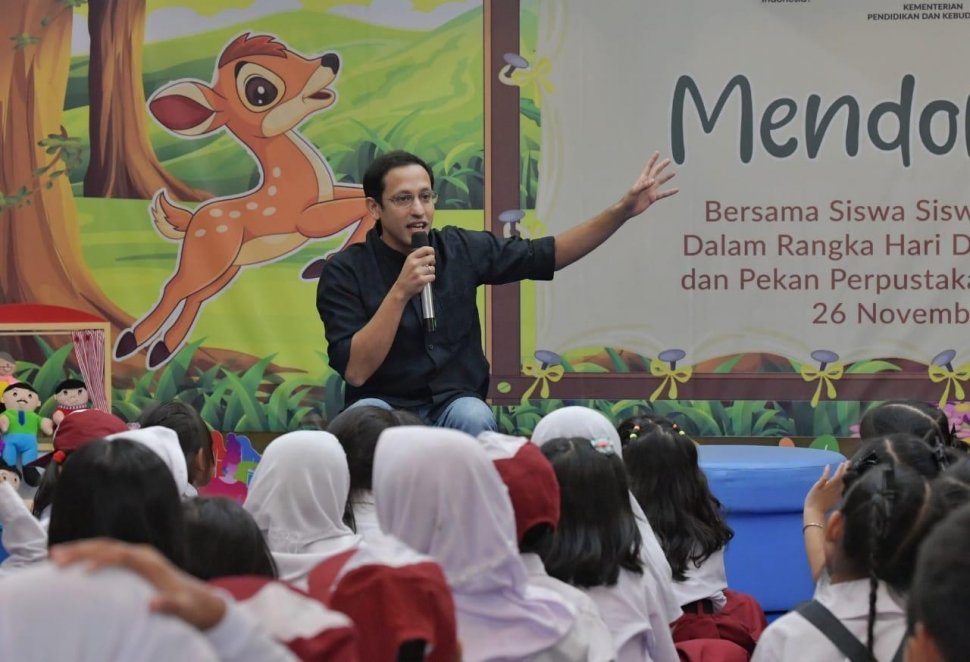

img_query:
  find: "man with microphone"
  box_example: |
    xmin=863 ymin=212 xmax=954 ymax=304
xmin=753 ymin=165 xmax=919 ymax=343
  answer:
xmin=317 ymin=150 xmax=677 ymax=435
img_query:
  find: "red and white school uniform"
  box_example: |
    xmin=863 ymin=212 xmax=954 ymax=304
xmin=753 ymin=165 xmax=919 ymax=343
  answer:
xmin=586 ymin=566 xmax=679 ymax=662
xmin=531 ymin=406 xmax=684 ymax=625
xmin=752 ymin=575 xmax=906 ymax=662
xmin=244 ymin=431 xmax=361 ymax=589
xmin=521 ymin=552 xmax=619 ymax=662
xmin=212 ymin=575 xmax=359 ymax=662
xmin=671 ymin=548 xmax=767 ymax=655
xmin=374 ymin=427 xmax=588 ymax=662
xmin=308 ymin=531 xmax=458 ymax=662
xmin=480 ymin=431 xmax=617 ymax=662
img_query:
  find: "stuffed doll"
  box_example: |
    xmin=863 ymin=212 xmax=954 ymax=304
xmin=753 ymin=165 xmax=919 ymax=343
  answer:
xmin=0 ymin=384 xmax=53 ymax=484
xmin=0 ymin=459 xmax=21 ymax=492
xmin=0 ymin=352 xmax=18 ymax=398
xmin=52 ymin=378 xmax=90 ymax=428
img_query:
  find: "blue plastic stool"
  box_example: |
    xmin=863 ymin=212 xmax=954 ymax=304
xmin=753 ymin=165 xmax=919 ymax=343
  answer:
xmin=698 ymin=445 xmax=846 ymax=617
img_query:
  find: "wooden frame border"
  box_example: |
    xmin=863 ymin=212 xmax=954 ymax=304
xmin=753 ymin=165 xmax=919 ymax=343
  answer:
xmin=483 ymin=0 xmax=945 ymax=406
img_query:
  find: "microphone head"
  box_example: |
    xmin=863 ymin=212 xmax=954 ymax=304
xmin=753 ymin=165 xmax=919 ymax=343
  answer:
xmin=410 ymin=231 xmax=430 ymax=250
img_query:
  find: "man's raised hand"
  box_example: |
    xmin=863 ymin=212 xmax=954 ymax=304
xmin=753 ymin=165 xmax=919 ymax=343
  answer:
xmin=619 ymin=151 xmax=679 ymax=219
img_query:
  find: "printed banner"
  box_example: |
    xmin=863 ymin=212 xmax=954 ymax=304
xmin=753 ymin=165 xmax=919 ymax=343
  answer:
xmin=535 ymin=0 xmax=970 ymax=368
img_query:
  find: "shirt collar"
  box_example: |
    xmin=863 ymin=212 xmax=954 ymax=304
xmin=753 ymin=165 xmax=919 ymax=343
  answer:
xmin=369 ymin=228 xmax=407 ymax=262
xmin=815 ymin=576 xmax=906 ymax=620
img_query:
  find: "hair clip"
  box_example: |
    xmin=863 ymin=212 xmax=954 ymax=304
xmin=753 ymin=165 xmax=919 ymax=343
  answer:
xmin=52 ymin=450 xmax=67 ymax=465
xmin=628 ymin=424 xmax=641 ymax=440
xmin=590 ymin=438 xmax=614 ymax=455
xmin=856 ymin=451 xmax=881 ymax=471
xmin=933 ymin=439 xmax=950 ymax=469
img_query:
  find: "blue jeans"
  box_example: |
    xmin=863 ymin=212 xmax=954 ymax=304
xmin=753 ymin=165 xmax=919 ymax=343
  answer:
xmin=346 ymin=396 xmax=498 ymax=437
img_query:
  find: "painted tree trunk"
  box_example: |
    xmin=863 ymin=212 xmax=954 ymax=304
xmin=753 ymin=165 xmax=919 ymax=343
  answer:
xmin=83 ymin=0 xmax=209 ymax=201
xmin=0 ymin=0 xmax=133 ymax=342
xmin=0 ymin=2 xmax=264 ymax=377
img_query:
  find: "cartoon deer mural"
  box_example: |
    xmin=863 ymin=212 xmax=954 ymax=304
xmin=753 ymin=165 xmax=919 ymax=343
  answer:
xmin=114 ymin=33 xmax=372 ymax=369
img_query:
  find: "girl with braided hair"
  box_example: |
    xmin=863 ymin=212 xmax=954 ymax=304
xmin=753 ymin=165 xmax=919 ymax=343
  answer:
xmin=754 ymin=464 xmax=945 ymax=662
xmin=859 ymin=400 xmax=965 ymax=464
xmin=803 ymin=433 xmax=945 ymax=583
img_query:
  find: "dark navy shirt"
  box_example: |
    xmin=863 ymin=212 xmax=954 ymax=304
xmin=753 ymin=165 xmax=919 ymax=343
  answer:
xmin=317 ymin=227 xmax=556 ymax=415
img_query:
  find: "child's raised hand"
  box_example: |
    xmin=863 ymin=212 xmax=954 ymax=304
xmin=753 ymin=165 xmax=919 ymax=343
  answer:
xmin=804 ymin=461 xmax=849 ymax=523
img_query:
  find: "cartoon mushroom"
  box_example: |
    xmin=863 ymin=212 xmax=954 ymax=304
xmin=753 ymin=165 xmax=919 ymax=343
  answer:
xmin=499 ymin=52 xmax=530 ymax=85
xmin=497 ymin=209 xmax=525 ymax=238
xmin=650 ymin=349 xmax=692 ymax=401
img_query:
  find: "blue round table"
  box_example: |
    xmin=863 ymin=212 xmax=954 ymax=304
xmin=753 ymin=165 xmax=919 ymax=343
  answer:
xmin=698 ymin=445 xmax=846 ymax=617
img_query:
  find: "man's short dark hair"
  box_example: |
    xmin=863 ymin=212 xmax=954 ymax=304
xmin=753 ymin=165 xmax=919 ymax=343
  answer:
xmin=362 ymin=151 xmax=435 ymax=204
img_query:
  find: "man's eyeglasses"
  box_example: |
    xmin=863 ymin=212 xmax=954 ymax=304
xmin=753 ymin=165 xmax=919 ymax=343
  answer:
xmin=387 ymin=191 xmax=438 ymax=209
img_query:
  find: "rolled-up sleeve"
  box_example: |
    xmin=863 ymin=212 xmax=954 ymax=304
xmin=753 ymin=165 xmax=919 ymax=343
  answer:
xmin=458 ymin=230 xmax=556 ymax=285
xmin=316 ymin=258 xmax=366 ymax=378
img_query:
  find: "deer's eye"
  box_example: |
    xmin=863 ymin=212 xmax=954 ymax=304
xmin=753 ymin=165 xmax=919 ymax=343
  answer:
xmin=235 ymin=62 xmax=286 ymax=113
xmin=245 ymin=77 xmax=277 ymax=107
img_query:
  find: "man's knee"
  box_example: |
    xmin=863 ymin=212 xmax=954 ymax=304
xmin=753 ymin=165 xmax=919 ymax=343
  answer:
xmin=344 ymin=398 xmax=393 ymax=413
xmin=437 ymin=398 xmax=497 ymax=436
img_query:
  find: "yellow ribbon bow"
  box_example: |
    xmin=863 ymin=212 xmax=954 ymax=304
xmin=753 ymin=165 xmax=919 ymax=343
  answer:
xmin=649 ymin=360 xmax=693 ymax=401
xmin=799 ymin=362 xmax=844 ymax=408
xmin=928 ymin=363 xmax=970 ymax=408
xmin=509 ymin=57 xmax=555 ymax=108
xmin=521 ymin=361 xmax=565 ymax=401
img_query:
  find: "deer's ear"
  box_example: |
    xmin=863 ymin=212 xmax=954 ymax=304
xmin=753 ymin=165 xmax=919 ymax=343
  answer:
xmin=149 ymin=81 xmax=226 ymax=136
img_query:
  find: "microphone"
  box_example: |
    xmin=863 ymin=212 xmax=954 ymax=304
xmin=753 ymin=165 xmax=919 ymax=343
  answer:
xmin=410 ymin=231 xmax=436 ymax=334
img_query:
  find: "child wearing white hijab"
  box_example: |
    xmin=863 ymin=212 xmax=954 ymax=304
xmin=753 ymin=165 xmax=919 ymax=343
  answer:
xmin=531 ymin=406 xmax=682 ymax=625
xmin=374 ymin=426 xmax=589 ymax=662
xmin=244 ymin=431 xmax=361 ymax=589
xmin=106 ymin=426 xmax=192 ymax=498
xmin=480 ymin=431 xmax=617 ymax=662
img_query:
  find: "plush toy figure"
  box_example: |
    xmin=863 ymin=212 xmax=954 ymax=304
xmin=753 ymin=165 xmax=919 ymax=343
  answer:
xmin=0 ymin=384 xmax=53 ymax=481
xmin=0 ymin=352 xmax=18 ymax=398
xmin=52 ymin=378 xmax=90 ymax=428
xmin=0 ymin=459 xmax=21 ymax=491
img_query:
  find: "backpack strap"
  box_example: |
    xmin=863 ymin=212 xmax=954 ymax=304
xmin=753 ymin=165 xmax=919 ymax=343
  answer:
xmin=795 ymin=600 xmax=871 ymax=662
xmin=891 ymin=631 xmax=908 ymax=662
